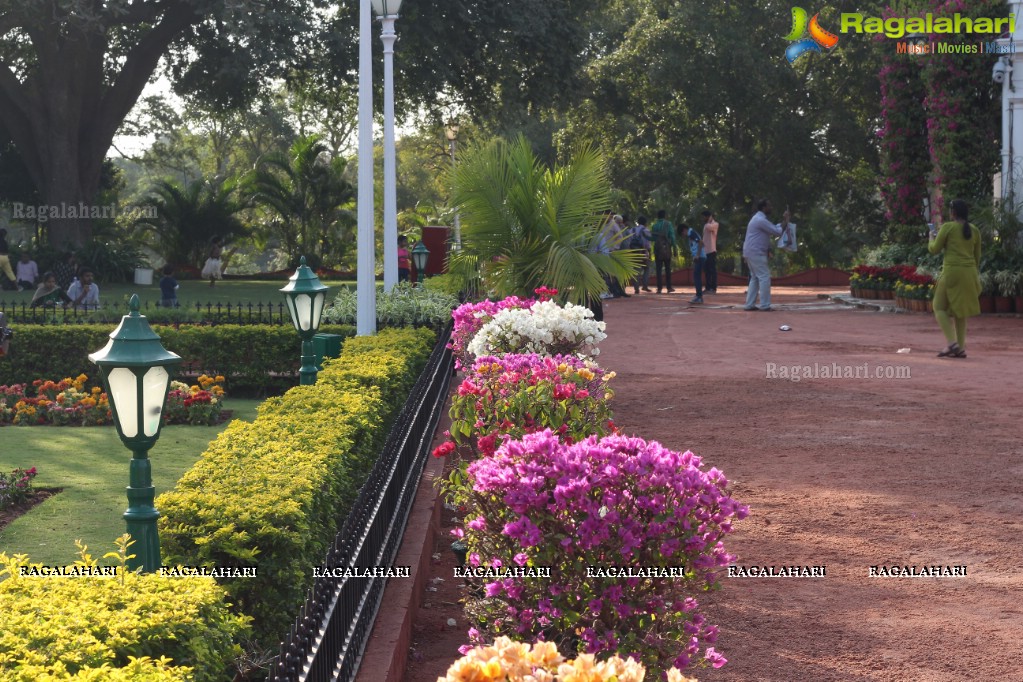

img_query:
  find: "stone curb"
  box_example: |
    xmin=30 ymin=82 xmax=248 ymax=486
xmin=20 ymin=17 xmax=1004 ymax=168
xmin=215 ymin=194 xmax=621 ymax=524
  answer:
xmin=827 ymin=294 xmax=901 ymax=312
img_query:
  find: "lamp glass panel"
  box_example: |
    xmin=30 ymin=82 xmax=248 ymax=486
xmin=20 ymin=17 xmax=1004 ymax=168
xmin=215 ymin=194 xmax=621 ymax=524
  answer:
xmin=296 ymin=293 xmax=312 ymax=331
xmin=108 ymin=367 xmax=138 ymax=438
xmin=142 ymin=366 xmax=170 ymax=437
xmin=311 ymin=292 xmax=325 ymax=331
xmin=285 ymin=295 xmax=300 ymax=331
xmin=413 ymin=250 xmax=428 ymax=272
xmin=371 ymin=0 xmax=402 ymax=15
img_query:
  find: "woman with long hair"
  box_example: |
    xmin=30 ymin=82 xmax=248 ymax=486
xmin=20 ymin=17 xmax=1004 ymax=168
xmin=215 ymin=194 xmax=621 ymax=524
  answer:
xmin=928 ymin=198 xmax=981 ymax=357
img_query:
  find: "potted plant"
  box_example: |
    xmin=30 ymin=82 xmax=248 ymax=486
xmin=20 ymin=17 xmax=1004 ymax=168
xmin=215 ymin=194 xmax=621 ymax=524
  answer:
xmin=994 ymin=270 xmax=1020 ymax=314
xmin=978 ymin=272 xmax=997 ymax=314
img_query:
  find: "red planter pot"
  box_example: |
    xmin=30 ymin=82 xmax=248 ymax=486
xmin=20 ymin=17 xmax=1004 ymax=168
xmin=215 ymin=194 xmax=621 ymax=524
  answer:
xmin=994 ymin=296 xmax=1015 ymax=314
xmin=979 ymin=295 xmax=996 ymax=314
xmin=1014 ymin=295 xmax=1023 ymax=313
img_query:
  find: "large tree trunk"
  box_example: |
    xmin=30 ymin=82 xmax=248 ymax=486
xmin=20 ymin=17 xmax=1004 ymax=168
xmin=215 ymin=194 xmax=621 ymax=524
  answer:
xmin=0 ymin=4 xmax=198 ymax=249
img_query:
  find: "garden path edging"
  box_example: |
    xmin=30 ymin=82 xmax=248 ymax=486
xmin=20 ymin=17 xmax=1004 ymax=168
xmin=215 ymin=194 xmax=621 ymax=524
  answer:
xmin=353 ymin=408 xmax=451 ymax=682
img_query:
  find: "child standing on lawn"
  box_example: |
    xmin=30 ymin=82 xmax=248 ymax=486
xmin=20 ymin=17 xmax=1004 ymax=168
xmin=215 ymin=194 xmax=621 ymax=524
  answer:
xmin=160 ymin=264 xmax=179 ymax=308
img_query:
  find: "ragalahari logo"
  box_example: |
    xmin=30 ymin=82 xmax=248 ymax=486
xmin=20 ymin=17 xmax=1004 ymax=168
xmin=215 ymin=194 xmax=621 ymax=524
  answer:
xmin=785 ymin=7 xmax=839 ymax=63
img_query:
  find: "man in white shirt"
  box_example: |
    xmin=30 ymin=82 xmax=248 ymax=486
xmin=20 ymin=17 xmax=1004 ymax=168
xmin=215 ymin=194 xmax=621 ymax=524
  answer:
xmin=67 ymin=268 xmax=100 ymax=310
xmin=742 ymin=199 xmax=789 ymax=311
xmin=16 ymin=253 xmax=39 ymax=291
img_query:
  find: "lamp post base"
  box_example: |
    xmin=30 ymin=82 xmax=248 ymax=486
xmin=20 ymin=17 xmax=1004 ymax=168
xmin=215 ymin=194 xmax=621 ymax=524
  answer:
xmin=124 ymin=453 xmax=161 ymax=573
xmin=299 ymin=338 xmax=318 ymax=385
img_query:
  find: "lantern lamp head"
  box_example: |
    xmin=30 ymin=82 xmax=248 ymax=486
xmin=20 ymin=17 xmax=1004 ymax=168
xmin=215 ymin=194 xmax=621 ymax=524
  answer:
xmin=411 ymin=241 xmax=430 ymax=274
xmin=88 ymin=295 xmax=181 ymax=450
xmin=280 ymin=256 xmax=329 ymax=340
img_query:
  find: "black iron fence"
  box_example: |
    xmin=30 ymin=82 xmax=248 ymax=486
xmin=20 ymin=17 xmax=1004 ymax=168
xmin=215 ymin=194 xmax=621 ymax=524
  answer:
xmin=269 ymin=322 xmax=454 ymax=682
xmin=0 ymin=300 xmax=292 ymax=325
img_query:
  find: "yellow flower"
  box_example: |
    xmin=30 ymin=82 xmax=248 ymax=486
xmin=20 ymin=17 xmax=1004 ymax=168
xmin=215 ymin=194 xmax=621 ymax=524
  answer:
xmin=666 ymin=670 xmax=699 ymax=682
xmin=578 ymin=368 xmax=594 ymax=381
xmin=214 ymin=375 xmax=225 ymax=383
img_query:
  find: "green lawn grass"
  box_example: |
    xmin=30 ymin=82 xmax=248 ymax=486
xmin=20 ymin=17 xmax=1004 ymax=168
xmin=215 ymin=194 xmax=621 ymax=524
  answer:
xmin=0 ymin=399 xmax=261 ymax=566
xmin=2 ymin=278 xmax=373 ymax=311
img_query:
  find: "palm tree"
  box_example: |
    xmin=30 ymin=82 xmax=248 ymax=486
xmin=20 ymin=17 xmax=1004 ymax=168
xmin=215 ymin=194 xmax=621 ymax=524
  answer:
xmin=245 ymin=134 xmax=355 ymax=269
xmin=447 ymin=136 xmax=638 ymax=304
xmin=136 ymin=177 xmax=248 ymax=268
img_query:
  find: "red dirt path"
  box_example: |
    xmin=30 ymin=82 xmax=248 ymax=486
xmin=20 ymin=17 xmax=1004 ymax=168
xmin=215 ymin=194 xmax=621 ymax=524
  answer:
xmin=404 ymin=286 xmax=1023 ymax=682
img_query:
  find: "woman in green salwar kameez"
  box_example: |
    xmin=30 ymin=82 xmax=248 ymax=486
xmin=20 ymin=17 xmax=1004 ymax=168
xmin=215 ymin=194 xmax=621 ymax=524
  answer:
xmin=928 ymin=198 xmax=981 ymax=358
xmin=29 ymin=272 xmax=72 ymax=309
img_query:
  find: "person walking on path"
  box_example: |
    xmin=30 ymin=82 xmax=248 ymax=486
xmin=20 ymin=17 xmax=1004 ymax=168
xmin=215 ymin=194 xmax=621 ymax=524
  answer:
xmin=628 ymin=216 xmax=653 ymax=294
xmin=742 ymin=199 xmax=788 ymax=311
xmin=702 ymin=210 xmax=719 ymax=293
xmin=650 ymin=210 xmax=677 ymax=293
xmin=606 ymin=215 xmax=630 ymax=298
xmin=686 ymin=224 xmax=705 ymax=303
xmin=929 ymin=198 xmax=981 ymax=358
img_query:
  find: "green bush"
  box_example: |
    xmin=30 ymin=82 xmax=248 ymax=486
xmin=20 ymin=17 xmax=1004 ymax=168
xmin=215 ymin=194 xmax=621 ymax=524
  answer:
xmin=156 ymin=326 xmax=436 ymax=653
xmin=0 ymin=324 xmax=356 ymax=393
xmin=75 ymin=240 xmax=150 ymax=283
xmin=0 ymin=551 xmax=249 ymax=681
xmin=322 ymin=281 xmax=457 ymax=329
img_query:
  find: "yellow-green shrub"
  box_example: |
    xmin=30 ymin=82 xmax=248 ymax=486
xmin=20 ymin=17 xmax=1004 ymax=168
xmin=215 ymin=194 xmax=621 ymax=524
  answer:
xmin=0 ymin=554 xmax=249 ymax=682
xmin=157 ymin=326 xmax=436 ymax=649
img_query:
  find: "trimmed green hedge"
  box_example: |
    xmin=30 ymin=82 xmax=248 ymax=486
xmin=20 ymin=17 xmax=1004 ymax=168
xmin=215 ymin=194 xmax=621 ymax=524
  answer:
xmin=0 ymin=323 xmax=356 ymax=392
xmin=0 ymin=555 xmax=249 ymax=681
xmin=156 ymin=326 xmax=436 ymax=650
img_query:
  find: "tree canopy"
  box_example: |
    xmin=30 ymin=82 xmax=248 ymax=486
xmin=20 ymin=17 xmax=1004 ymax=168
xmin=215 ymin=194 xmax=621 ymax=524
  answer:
xmin=0 ymin=0 xmax=322 ymax=247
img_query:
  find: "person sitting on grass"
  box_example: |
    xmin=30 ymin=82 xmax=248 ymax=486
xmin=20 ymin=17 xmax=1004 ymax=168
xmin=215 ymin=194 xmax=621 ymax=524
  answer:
xmin=67 ymin=268 xmax=100 ymax=310
xmin=30 ymin=272 xmax=72 ymax=308
xmin=15 ymin=252 xmax=39 ymax=292
xmin=159 ymin=264 xmax=180 ymax=308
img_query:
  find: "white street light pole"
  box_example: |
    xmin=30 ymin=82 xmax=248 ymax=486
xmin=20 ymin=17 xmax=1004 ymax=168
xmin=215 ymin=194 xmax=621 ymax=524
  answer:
xmin=373 ymin=0 xmax=403 ymax=291
xmin=446 ymin=122 xmax=460 ymax=251
xmin=357 ymin=0 xmax=377 ymax=335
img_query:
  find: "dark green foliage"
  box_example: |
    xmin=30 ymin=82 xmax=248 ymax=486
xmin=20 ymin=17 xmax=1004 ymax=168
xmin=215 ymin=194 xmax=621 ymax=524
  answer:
xmin=74 ymin=241 xmax=150 ymax=283
xmin=0 ymin=324 xmax=356 ymax=393
xmin=135 ymin=178 xmax=250 ymax=269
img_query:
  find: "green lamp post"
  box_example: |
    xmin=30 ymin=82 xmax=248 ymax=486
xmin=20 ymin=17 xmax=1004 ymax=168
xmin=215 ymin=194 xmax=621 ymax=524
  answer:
xmin=89 ymin=295 xmax=181 ymax=573
xmin=411 ymin=241 xmax=430 ymax=286
xmin=280 ymin=256 xmax=329 ymax=385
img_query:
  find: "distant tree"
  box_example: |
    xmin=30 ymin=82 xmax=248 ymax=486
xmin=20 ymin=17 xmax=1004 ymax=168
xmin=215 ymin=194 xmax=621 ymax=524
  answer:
xmin=246 ymin=135 xmax=356 ymax=269
xmin=135 ymin=177 xmax=249 ymax=268
xmin=448 ymin=136 xmax=637 ymax=304
xmin=0 ymin=0 xmax=320 ymax=248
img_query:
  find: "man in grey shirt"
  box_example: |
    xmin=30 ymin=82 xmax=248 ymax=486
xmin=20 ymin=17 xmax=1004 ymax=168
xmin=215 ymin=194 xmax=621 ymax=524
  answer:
xmin=742 ymin=199 xmax=790 ymax=311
